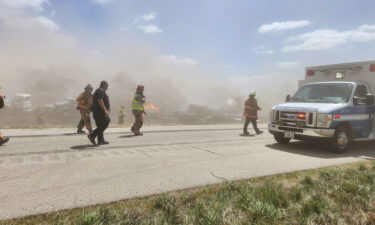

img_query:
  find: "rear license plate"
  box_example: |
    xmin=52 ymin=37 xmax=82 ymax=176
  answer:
xmin=284 ymin=131 xmax=295 ymax=138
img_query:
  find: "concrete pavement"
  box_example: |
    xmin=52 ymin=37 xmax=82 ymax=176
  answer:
xmin=0 ymin=124 xmax=374 ymax=220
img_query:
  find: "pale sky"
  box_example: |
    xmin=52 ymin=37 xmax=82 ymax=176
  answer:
xmin=2 ymin=0 xmax=375 ymax=75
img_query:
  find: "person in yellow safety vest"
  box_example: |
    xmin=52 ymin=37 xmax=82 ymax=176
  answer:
xmin=243 ymin=90 xmax=263 ymax=135
xmin=76 ymin=84 xmax=93 ymax=134
xmin=0 ymin=91 xmax=9 ymax=146
xmin=131 ymin=85 xmax=146 ymax=136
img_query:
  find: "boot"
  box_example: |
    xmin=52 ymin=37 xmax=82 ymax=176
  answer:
xmin=98 ymin=140 xmax=109 ymax=145
xmin=0 ymin=137 xmax=10 ymax=146
xmin=87 ymin=134 xmax=96 ymax=145
xmin=77 ymin=129 xmax=85 ymax=134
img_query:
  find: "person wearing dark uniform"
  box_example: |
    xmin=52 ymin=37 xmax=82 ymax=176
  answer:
xmin=76 ymin=84 xmax=93 ymax=133
xmin=0 ymin=91 xmax=9 ymax=146
xmin=88 ymin=81 xmax=110 ymax=145
xmin=131 ymin=85 xmax=146 ymax=136
xmin=243 ymin=91 xmax=263 ymax=135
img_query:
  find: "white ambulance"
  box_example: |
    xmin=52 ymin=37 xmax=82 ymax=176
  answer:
xmin=268 ymin=60 xmax=375 ymax=153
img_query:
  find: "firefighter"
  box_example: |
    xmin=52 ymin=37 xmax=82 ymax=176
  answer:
xmin=243 ymin=91 xmax=263 ymax=135
xmin=118 ymin=106 xmax=125 ymax=125
xmin=76 ymin=84 xmax=93 ymax=134
xmin=0 ymin=91 xmax=10 ymax=146
xmin=131 ymin=85 xmax=146 ymax=136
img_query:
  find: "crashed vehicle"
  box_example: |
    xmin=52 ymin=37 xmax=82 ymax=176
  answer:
xmin=269 ymin=60 xmax=375 ymax=153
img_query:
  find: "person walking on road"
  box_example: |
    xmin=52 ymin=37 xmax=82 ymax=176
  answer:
xmin=88 ymin=81 xmax=110 ymax=145
xmin=0 ymin=91 xmax=9 ymax=146
xmin=76 ymin=84 xmax=93 ymax=134
xmin=118 ymin=106 xmax=125 ymax=125
xmin=131 ymin=85 xmax=146 ymax=136
xmin=243 ymin=91 xmax=263 ymax=135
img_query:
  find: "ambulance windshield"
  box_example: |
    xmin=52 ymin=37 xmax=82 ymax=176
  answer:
xmin=291 ymin=83 xmax=353 ymax=103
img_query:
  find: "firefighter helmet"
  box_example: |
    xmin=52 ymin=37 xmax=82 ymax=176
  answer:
xmin=84 ymin=84 xmax=93 ymax=90
xmin=249 ymin=90 xmax=256 ymax=96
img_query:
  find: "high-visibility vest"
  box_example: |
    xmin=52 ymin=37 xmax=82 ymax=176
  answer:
xmin=132 ymin=93 xmax=145 ymax=111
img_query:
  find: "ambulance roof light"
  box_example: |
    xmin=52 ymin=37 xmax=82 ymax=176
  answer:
xmin=336 ymin=72 xmax=345 ymax=79
xmin=307 ymin=70 xmax=315 ymax=76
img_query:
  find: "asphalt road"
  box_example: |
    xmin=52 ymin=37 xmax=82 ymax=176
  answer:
xmin=1 ymin=124 xmax=375 ymax=220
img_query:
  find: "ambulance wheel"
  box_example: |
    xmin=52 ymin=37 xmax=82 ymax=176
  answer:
xmin=274 ymin=134 xmax=291 ymax=144
xmin=331 ymin=127 xmax=351 ymax=153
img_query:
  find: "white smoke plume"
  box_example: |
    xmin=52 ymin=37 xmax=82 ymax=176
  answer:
xmin=0 ymin=1 xmax=300 ymax=120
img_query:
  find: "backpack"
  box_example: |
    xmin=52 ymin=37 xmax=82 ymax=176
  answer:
xmin=0 ymin=95 xmax=4 ymax=109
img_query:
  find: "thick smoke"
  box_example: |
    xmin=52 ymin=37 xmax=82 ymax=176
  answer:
xmin=0 ymin=28 xmax=245 ymax=114
xmin=0 ymin=1 xmax=302 ymax=123
xmin=0 ymin=39 xmax=300 ymax=118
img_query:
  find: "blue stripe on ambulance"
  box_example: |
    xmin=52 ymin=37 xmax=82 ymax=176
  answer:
xmin=330 ymin=106 xmax=375 ymax=139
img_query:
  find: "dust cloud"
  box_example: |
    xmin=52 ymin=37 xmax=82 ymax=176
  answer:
xmin=0 ymin=5 xmax=301 ymax=126
xmin=0 ymin=36 xmax=300 ymax=111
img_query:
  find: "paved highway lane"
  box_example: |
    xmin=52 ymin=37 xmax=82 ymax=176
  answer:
xmin=0 ymin=124 xmax=374 ymax=220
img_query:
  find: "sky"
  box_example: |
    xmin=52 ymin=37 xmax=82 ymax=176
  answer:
xmin=1 ymin=0 xmax=375 ymax=109
xmin=45 ymin=0 xmax=375 ymax=73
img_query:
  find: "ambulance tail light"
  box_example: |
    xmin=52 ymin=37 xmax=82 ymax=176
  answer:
xmin=370 ymin=64 xmax=375 ymax=72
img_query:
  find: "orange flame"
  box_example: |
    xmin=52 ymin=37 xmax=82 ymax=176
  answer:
xmin=144 ymin=103 xmax=160 ymax=112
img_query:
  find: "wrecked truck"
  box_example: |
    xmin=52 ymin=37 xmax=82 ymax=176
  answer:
xmin=269 ymin=60 xmax=375 ymax=153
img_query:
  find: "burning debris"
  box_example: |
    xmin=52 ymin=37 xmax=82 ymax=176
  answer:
xmin=0 ymin=89 xmax=244 ymax=127
xmin=144 ymin=103 xmax=160 ymax=114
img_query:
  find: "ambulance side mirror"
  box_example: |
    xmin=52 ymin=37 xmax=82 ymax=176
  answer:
xmin=286 ymin=95 xmax=291 ymax=102
xmin=366 ymin=94 xmax=374 ymax=105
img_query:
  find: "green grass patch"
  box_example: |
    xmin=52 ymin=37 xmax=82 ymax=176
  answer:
xmin=2 ymin=161 xmax=375 ymax=225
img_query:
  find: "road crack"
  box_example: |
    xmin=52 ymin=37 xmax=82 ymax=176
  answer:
xmin=210 ymin=172 xmax=228 ymax=181
xmin=189 ymin=145 xmax=224 ymax=156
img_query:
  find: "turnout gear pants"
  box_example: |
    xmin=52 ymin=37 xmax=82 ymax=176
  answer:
xmin=90 ymin=112 xmax=110 ymax=143
xmin=77 ymin=110 xmax=92 ymax=132
xmin=243 ymin=117 xmax=261 ymax=134
xmin=131 ymin=110 xmax=144 ymax=133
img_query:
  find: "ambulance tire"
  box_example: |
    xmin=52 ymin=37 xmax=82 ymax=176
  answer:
xmin=274 ymin=134 xmax=291 ymax=144
xmin=331 ymin=126 xmax=351 ymax=154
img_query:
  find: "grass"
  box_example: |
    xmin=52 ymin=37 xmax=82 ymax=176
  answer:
xmin=2 ymin=161 xmax=375 ymax=225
